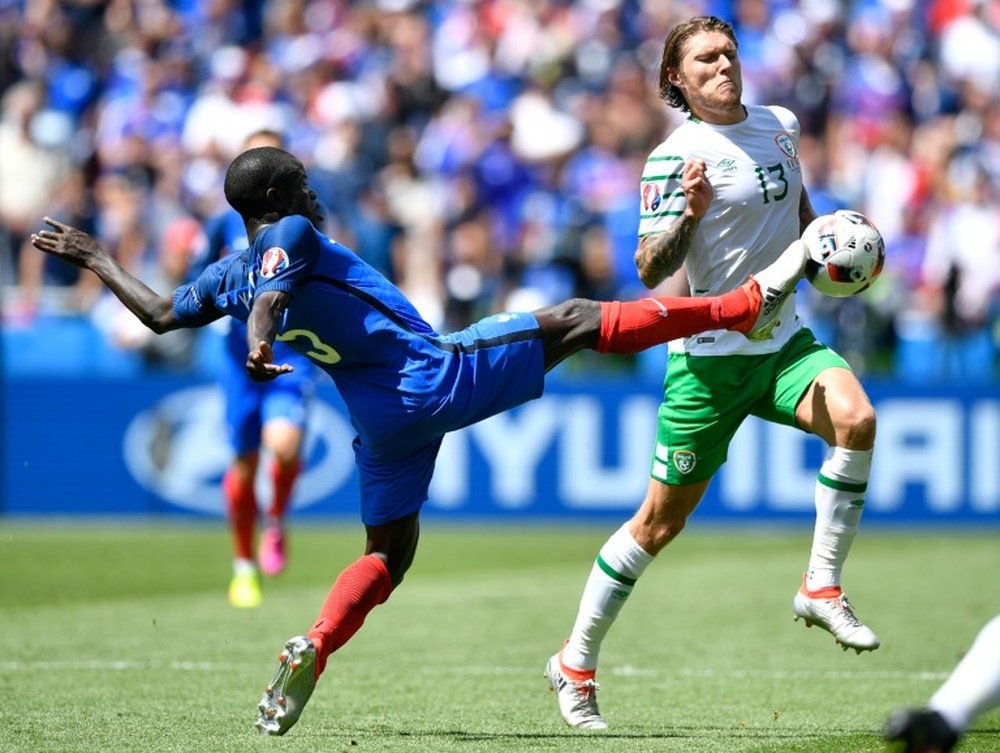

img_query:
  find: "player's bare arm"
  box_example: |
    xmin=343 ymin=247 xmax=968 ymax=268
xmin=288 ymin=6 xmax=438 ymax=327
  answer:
xmin=634 ymin=159 xmax=712 ymax=288
xmin=30 ymin=217 xmax=178 ymax=333
xmin=798 ymin=186 xmax=818 ymax=234
xmin=246 ymin=289 xmax=295 ymax=382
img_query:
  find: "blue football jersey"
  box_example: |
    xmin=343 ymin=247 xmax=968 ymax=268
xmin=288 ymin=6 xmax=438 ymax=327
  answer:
xmin=191 ymin=209 xmax=314 ymax=381
xmin=175 ymin=214 xmax=545 ymax=522
xmin=174 ymin=215 xmax=543 ymax=452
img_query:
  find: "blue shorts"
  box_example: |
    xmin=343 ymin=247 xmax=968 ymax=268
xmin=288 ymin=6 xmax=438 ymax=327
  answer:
xmin=354 ymin=311 xmax=545 ymax=526
xmin=222 ymin=327 xmax=314 ymax=456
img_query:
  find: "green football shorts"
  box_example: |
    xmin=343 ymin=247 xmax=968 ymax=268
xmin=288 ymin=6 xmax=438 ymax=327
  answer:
xmin=651 ymin=327 xmax=851 ymax=486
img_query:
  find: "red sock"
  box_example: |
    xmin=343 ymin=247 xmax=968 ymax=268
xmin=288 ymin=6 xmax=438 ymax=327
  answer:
xmin=595 ymin=283 xmax=757 ymax=354
xmin=268 ymin=458 xmax=300 ymax=520
xmin=223 ymin=466 xmax=257 ymax=561
xmin=307 ymin=555 xmax=393 ymax=677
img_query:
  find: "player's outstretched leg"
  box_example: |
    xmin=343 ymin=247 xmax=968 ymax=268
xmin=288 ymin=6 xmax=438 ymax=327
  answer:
xmin=792 ymin=575 xmax=880 ymax=653
xmin=544 ymin=651 xmax=608 ymax=730
xmin=883 ymin=708 xmax=959 ymax=753
xmin=256 ymin=636 xmax=318 ymax=736
xmin=743 ymin=239 xmax=808 ymax=341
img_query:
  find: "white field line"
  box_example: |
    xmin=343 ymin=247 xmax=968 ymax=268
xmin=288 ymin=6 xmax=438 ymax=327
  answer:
xmin=0 ymin=660 xmax=950 ymax=682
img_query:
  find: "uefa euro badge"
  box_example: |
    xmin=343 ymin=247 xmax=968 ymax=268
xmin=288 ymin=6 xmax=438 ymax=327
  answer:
xmin=673 ymin=450 xmax=696 ymax=475
xmin=260 ymin=246 xmax=290 ymax=278
xmin=642 ymin=182 xmax=661 ymax=212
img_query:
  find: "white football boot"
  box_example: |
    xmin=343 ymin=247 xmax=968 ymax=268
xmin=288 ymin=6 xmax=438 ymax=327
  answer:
xmin=792 ymin=577 xmax=880 ymax=653
xmin=745 ymin=239 xmax=809 ymax=341
xmin=256 ymin=636 xmax=318 ymax=735
xmin=544 ymin=653 xmax=608 ymax=730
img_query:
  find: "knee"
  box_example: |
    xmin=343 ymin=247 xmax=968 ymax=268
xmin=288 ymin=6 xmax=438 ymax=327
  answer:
xmin=545 ymin=298 xmax=598 ymax=329
xmin=837 ymin=401 xmax=877 ymax=448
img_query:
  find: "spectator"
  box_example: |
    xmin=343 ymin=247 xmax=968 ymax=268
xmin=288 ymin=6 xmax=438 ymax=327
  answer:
xmin=1 ymin=0 xmax=997 ymax=382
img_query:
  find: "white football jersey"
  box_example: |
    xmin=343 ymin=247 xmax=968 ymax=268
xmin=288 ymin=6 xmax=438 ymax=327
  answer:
xmin=638 ymin=105 xmax=805 ymax=355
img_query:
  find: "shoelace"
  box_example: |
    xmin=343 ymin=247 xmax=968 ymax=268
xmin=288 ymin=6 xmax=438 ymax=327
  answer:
xmin=572 ymin=678 xmax=600 ymax=700
xmin=830 ymin=595 xmax=863 ymax=628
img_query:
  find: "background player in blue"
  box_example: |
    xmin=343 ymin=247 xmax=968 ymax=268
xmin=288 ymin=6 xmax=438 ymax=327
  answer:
xmin=191 ymin=129 xmax=318 ymax=608
xmin=31 ymin=146 xmax=808 ymax=736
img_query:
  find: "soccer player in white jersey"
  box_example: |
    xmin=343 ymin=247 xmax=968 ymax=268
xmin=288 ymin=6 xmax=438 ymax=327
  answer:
xmin=545 ymin=15 xmax=881 ymax=730
xmin=884 ymin=613 xmax=1000 ymax=753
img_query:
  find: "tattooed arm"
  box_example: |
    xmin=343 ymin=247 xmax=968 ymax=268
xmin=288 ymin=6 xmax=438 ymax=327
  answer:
xmin=634 ymin=158 xmax=712 ymax=289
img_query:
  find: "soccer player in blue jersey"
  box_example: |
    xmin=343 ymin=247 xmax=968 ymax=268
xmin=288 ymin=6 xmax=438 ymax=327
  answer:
xmin=31 ymin=145 xmax=807 ymax=736
xmin=193 ymin=130 xmax=317 ymax=608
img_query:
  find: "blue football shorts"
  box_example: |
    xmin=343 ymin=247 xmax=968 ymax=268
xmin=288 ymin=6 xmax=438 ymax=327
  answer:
xmin=222 ymin=340 xmax=313 ymax=456
xmin=354 ymin=311 xmax=545 ymax=526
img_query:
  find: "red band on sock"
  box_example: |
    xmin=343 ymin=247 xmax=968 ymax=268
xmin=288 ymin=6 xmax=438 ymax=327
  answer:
xmin=559 ymin=654 xmax=596 ymax=682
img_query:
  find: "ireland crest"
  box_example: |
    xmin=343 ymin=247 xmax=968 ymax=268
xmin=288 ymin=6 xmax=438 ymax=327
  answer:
xmin=774 ymin=133 xmax=797 ymax=159
xmin=673 ymin=450 xmax=697 ymax=475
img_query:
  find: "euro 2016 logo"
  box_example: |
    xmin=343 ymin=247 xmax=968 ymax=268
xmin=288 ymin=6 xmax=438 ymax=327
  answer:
xmin=260 ymin=247 xmax=290 ymax=278
xmin=642 ymin=182 xmax=662 ymax=212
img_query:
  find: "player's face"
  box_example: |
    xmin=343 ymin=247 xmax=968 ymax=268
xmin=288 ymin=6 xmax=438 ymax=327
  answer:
xmin=672 ymin=31 xmax=743 ymax=124
xmin=286 ymin=164 xmax=325 ymax=228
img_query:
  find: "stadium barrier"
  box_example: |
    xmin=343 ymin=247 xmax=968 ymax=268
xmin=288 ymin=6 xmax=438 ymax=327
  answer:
xmin=2 ymin=378 xmax=1000 ymax=525
xmin=3 ymin=376 xmax=998 ymax=524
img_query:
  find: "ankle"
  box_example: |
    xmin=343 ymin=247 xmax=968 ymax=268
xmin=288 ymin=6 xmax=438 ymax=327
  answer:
xmin=559 ymin=654 xmax=596 ymax=682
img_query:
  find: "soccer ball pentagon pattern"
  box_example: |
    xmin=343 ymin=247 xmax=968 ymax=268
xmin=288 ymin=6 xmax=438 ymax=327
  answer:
xmin=802 ymin=210 xmax=885 ymax=298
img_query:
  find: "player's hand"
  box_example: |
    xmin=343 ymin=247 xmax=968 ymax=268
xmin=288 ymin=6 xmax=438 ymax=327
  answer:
xmin=681 ymin=159 xmax=713 ymax=219
xmin=246 ymin=341 xmax=294 ymax=382
xmin=30 ymin=217 xmax=105 ymax=269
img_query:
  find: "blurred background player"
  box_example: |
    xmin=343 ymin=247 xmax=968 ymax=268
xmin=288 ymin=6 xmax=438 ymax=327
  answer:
xmin=189 ymin=130 xmax=317 ymax=608
xmin=884 ymin=613 xmax=1000 ymax=753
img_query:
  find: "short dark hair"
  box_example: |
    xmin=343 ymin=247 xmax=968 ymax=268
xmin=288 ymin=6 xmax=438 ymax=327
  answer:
xmin=658 ymin=16 xmax=738 ymax=112
xmin=223 ymin=146 xmax=300 ymax=220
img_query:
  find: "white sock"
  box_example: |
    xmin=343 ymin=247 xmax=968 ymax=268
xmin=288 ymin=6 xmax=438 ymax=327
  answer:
xmin=233 ymin=558 xmax=256 ymax=575
xmin=562 ymin=524 xmax=654 ymax=672
xmin=930 ymin=614 xmax=1000 ymax=734
xmin=806 ymin=447 xmax=872 ymax=591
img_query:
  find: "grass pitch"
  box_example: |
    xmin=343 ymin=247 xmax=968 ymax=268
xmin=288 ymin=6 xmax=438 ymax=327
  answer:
xmin=0 ymin=521 xmax=997 ymax=753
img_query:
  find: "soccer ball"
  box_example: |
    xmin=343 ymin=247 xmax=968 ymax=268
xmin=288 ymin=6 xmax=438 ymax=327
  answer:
xmin=802 ymin=210 xmax=885 ymax=297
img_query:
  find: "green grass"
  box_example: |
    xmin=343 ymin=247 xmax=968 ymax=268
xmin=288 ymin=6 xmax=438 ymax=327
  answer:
xmin=0 ymin=522 xmax=998 ymax=752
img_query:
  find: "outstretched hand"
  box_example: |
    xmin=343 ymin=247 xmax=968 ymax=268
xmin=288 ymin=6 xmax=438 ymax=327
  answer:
xmin=246 ymin=340 xmax=294 ymax=382
xmin=30 ymin=217 xmax=104 ymax=268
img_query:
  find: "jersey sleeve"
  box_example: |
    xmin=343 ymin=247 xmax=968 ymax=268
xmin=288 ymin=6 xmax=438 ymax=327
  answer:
xmin=253 ymin=216 xmax=320 ymax=300
xmin=767 ymin=105 xmax=801 ymax=144
xmin=638 ymin=138 xmax=689 ymax=238
xmin=172 ymin=257 xmax=228 ymax=327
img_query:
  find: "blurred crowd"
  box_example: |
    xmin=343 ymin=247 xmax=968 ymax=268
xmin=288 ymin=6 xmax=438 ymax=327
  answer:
xmin=1 ymin=0 xmax=998 ymax=382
